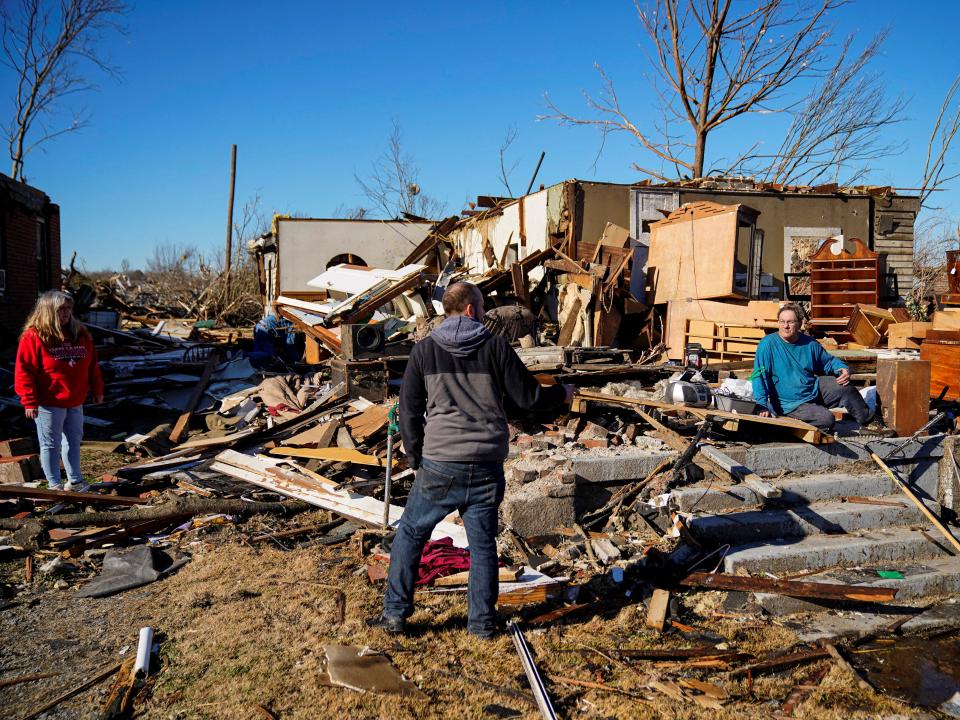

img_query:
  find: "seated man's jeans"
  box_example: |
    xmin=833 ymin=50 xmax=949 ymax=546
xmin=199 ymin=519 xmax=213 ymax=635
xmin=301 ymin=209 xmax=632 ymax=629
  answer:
xmin=786 ymin=376 xmax=872 ymax=431
xmin=383 ymin=458 xmax=505 ymax=635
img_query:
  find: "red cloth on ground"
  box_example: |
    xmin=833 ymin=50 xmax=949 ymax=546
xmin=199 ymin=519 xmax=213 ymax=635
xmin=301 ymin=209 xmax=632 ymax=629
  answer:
xmin=415 ymin=537 xmax=471 ymax=585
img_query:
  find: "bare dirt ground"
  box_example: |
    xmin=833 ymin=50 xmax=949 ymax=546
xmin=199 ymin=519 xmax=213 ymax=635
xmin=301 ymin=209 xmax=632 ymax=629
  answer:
xmin=0 ymin=450 xmax=936 ymax=719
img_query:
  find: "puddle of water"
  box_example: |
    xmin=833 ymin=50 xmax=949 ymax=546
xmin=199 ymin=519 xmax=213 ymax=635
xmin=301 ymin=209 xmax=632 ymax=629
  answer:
xmin=853 ymin=634 xmax=960 ymax=710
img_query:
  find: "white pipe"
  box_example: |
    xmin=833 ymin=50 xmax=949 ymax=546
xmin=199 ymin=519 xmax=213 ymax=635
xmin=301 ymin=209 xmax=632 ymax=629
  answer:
xmin=134 ymin=626 xmax=154 ymax=677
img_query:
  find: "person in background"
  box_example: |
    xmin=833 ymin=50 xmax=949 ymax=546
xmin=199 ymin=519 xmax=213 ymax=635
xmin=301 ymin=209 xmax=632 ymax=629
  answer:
xmin=752 ymin=302 xmax=870 ymax=432
xmin=14 ymin=290 xmax=104 ymax=492
xmin=368 ymin=281 xmax=573 ymax=638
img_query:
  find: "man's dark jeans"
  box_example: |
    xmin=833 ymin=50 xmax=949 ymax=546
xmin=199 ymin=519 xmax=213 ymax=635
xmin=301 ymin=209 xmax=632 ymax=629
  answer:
xmin=383 ymin=458 xmax=505 ymax=636
xmin=786 ymin=376 xmax=872 ymax=431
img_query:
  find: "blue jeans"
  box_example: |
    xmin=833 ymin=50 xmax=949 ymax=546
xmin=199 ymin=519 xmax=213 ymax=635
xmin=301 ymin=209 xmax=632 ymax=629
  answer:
xmin=383 ymin=458 xmax=505 ymax=635
xmin=35 ymin=406 xmax=84 ymax=487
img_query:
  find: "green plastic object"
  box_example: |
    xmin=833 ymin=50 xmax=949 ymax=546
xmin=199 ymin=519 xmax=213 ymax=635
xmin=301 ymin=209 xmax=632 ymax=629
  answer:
xmin=388 ymin=403 xmax=399 ymax=434
xmin=876 ymin=570 xmax=904 ymax=579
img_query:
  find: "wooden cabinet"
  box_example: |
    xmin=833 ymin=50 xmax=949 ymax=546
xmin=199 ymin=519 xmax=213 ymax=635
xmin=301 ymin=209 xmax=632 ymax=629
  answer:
xmin=808 ymin=238 xmax=879 ymax=342
xmin=877 ymin=359 xmax=930 ymax=436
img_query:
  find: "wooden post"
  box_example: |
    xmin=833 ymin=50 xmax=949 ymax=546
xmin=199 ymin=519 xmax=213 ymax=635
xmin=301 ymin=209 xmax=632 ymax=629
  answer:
xmin=225 ymin=144 xmax=237 ymax=301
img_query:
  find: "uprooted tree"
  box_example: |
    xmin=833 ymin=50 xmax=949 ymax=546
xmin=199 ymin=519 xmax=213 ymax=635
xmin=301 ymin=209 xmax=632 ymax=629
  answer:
xmin=1 ymin=0 xmax=128 ymax=182
xmin=544 ymin=0 xmax=904 ymax=184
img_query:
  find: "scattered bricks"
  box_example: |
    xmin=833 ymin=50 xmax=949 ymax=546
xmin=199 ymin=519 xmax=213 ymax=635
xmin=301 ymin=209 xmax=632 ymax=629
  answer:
xmin=0 ymin=438 xmax=34 ymax=457
xmin=591 ymin=538 xmax=621 ymax=565
xmin=515 ymin=435 xmax=550 ymax=450
xmin=547 ymin=484 xmax=576 ymax=498
xmin=512 ymin=466 xmax=539 ymax=484
xmin=560 ymin=471 xmax=578 ymax=485
xmin=623 ymin=424 xmax=638 ymax=443
xmin=544 ymin=430 xmax=565 ymax=441
xmin=578 ymin=421 xmax=609 ymax=440
xmin=581 ymin=438 xmax=609 ymax=449
xmin=0 ymin=455 xmax=42 ymax=484
xmin=515 ymin=435 xmax=536 ymax=449
xmin=565 ymin=417 xmax=584 ymax=435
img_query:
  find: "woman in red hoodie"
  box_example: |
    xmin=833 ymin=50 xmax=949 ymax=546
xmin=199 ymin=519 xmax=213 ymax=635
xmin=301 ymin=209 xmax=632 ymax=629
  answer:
xmin=15 ymin=290 xmax=104 ymax=492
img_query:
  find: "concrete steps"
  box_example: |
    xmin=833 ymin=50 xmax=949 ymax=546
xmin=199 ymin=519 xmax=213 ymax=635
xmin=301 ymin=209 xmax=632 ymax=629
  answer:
xmin=689 ymin=498 xmax=922 ymax=545
xmin=674 ymin=471 xmax=894 ymax=513
xmin=721 ymin=527 xmax=953 ymax=575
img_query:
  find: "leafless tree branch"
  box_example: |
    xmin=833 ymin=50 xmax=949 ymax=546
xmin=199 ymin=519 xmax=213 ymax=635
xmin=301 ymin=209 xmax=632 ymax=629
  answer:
xmin=497 ymin=124 xmax=519 ymax=196
xmin=919 ymin=74 xmax=960 ymax=209
xmin=1 ymin=0 xmax=127 ymax=181
xmin=354 ymin=118 xmax=446 ymax=220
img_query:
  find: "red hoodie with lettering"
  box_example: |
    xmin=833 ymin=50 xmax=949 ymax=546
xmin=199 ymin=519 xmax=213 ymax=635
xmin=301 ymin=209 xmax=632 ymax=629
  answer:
xmin=14 ymin=328 xmax=104 ymax=409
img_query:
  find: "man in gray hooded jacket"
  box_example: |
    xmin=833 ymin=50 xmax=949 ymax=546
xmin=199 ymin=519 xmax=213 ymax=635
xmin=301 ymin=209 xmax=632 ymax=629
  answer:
xmin=369 ymin=281 xmax=571 ymax=638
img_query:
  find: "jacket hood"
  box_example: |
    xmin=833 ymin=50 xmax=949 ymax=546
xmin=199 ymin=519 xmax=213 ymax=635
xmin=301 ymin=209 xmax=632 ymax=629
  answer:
xmin=431 ymin=316 xmax=491 ymax=357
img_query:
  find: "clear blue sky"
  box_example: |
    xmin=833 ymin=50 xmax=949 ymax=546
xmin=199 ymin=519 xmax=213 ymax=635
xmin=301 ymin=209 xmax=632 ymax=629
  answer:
xmin=6 ymin=0 xmax=960 ymax=270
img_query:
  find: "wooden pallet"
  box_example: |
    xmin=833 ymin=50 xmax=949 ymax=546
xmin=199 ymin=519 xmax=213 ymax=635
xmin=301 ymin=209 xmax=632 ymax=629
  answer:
xmin=683 ymin=319 xmax=775 ymax=364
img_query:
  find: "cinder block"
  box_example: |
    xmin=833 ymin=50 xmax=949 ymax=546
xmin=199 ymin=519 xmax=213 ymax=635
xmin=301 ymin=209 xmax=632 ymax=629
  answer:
xmin=0 ymin=437 xmax=34 ymax=457
xmin=0 ymin=454 xmax=42 ymax=484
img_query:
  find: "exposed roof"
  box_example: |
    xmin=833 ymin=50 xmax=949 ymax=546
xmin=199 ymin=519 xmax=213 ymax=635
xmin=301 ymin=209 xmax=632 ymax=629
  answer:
xmin=650 ymin=201 xmax=757 ymax=228
xmin=0 ymin=172 xmax=51 ymax=213
xmin=634 ymin=176 xmax=913 ymax=199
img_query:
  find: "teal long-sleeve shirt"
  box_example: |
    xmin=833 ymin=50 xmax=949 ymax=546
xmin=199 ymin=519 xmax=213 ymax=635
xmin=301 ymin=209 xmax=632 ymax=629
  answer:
xmin=751 ymin=333 xmax=848 ymax=415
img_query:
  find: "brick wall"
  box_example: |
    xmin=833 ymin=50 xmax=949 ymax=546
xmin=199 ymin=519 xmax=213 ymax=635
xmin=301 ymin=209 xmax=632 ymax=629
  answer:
xmin=0 ymin=196 xmax=61 ymax=351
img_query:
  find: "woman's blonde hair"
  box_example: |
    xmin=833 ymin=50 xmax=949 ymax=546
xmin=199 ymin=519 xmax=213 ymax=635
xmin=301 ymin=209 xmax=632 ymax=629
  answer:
xmin=22 ymin=290 xmax=85 ymax=345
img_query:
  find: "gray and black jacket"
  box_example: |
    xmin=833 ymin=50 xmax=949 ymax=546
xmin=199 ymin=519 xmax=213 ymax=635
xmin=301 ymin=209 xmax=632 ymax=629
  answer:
xmin=399 ymin=316 xmax=566 ymax=469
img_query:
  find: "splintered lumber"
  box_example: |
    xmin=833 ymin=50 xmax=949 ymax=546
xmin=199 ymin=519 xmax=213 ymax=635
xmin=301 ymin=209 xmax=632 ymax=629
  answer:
xmin=823 ymin=643 xmax=874 ymax=693
xmin=345 ymin=405 xmax=391 ymax=443
xmin=434 ymin=567 xmax=522 ymax=586
xmin=870 ymin=452 xmax=960 ymax=555
xmin=610 ymin=647 xmax=732 ymax=661
xmin=168 ymin=349 xmax=220 ymax=444
xmin=678 ymin=572 xmax=897 ymax=603
xmin=0 ymin=486 xmax=141 ymax=506
xmin=21 ymin=662 xmax=122 ymax=720
xmin=281 ymin=420 xmax=338 ymax=449
xmin=697 ymin=445 xmax=781 ymax=499
xmin=576 ymin=390 xmax=828 ymax=444
xmin=727 ymin=648 xmax=830 ymax=678
xmin=268 ymin=446 xmax=397 ymax=468
xmin=0 ymin=671 xmax=57 ymax=689
xmin=646 ymin=588 xmax=670 ymax=630
xmin=213 ymin=449 xmax=467 ymax=546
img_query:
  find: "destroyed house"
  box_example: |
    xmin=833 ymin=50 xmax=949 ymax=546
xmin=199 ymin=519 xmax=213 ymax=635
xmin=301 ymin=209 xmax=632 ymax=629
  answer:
xmin=448 ymin=178 xmax=919 ymax=305
xmin=0 ymin=173 xmax=61 ymax=345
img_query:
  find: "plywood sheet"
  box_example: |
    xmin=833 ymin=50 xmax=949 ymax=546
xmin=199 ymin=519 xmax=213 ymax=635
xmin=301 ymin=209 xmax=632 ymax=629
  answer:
xmin=648 ymin=207 xmax=739 ymax=304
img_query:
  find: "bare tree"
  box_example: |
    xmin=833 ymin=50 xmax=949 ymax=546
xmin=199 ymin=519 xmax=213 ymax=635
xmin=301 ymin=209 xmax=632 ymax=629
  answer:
xmin=497 ymin=124 xmax=520 ymax=196
xmin=1 ymin=0 xmax=127 ymax=182
xmin=355 ymin=119 xmax=446 ymax=219
xmin=909 ymin=214 xmax=958 ymax=318
xmin=544 ymin=0 xmax=862 ymax=181
xmin=331 ymin=203 xmax=368 ymax=220
xmin=918 ymin=74 xmax=960 ymax=209
xmin=736 ymin=31 xmax=906 ymax=185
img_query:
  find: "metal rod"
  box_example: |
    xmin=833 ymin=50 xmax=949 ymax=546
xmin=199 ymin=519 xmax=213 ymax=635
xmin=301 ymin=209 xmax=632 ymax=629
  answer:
xmin=524 ymin=151 xmax=546 ymax=196
xmin=225 ymin=144 xmax=237 ymax=300
xmin=508 ymin=621 xmax=557 ymax=720
xmin=382 ymin=433 xmax=394 ymax=528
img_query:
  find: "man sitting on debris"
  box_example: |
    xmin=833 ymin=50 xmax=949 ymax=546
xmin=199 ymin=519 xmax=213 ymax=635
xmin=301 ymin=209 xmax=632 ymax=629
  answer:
xmin=752 ymin=302 xmax=871 ymax=432
xmin=368 ymin=281 xmax=573 ymax=638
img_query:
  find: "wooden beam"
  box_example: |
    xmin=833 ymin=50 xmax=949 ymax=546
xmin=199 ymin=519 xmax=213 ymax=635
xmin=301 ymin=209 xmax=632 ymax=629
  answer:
xmin=169 ymin=349 xmax=221 ymax=445
xmin=575 ymin=390 xmax=828 ymax=444
xmin=870 ymin=452 xmax=960 ymax=554
xmin=677 ymin=572 xmax=897 ymax=603
xmin=268 ymin=446 xmax=397 ymax=468
xmin=0 ymin=486 xmax=141 ymax=506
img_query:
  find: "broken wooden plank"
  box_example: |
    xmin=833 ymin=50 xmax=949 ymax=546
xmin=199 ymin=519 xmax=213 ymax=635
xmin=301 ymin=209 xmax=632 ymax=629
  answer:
xmin=345 ymin=406 xmax=391 ymax=444
xmin=870 ymin=452 xmax=960 ymax=555
xmin=577 ymin=390 xmax=829 ymax=444
xmin=0 ymin=486 xmax=141 ymax=506
xmin=823 ymin=643 xmax=874 ymax=693
xmin=646 ymin=588 xmax=670 ymax=631
xmin=21 ymin=662 xmax=122 ymax=720
xmin=282 ymin=420 xmax=339 ymax=449
xmin=678 ymin=572 xmax=897 ymax=603
xmin=268 ymin=446 xmax=397 ymax=468
xmin=697 ymin=445 xmax=781 ymax=499
xmin=0 ymin=671 xmax=57 ymax=689
xmin=168 ymin=349 xmax=221 ymax=445
xmin=433 ymin=567 xmax=522 ymax=586
xmin=727 ymin=648 xmax=830 ymax=678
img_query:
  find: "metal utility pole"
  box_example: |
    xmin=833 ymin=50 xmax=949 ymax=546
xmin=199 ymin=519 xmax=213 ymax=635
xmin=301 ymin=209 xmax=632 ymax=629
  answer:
xmin=224 ymin=144 xmax=237 ymax=299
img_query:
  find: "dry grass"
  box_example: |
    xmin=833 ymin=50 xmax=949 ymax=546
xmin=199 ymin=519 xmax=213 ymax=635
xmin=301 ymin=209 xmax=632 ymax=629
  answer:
xmin=0 ymin=483 xmax=933 ymax=719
